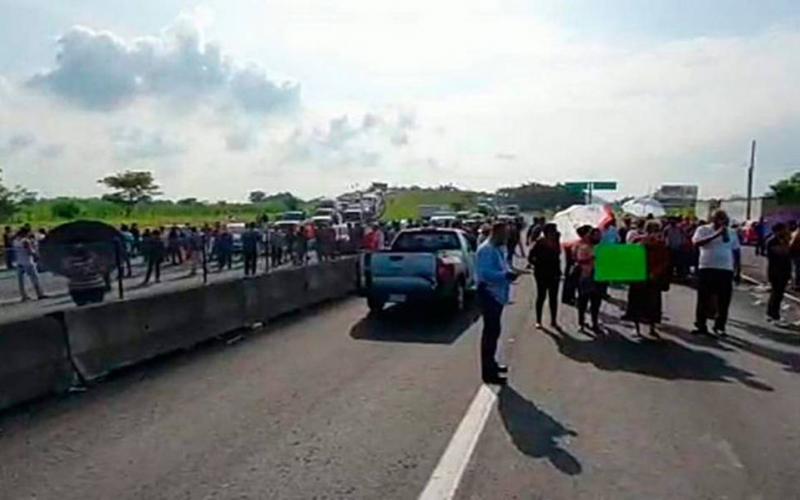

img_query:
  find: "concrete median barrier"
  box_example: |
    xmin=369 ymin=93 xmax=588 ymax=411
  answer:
xmin=0 ymin=315 xmax=75 ymax=411
xmin=305 ymin=258 xmax=358 ymax=303
xmin=242 ymin=267 xmax=309 ymax=323
xmin=64 ymin=279 xmax=247 ymax=381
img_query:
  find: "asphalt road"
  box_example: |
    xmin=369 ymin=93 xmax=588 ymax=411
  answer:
xmin=1 ymin=275 xmax=798 ymax=499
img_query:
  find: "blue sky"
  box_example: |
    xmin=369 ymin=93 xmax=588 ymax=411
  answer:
xmin=0 ymin=0 xmax=798 ymax=200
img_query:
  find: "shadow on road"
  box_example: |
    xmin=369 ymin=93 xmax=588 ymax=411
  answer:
xmin=349 ymin=303 xmax=480 ymax=344
xmin=721 ymin=333 xmax=800 ymax=374
xmin=661 ymin=322 xmax=800 ymax=375
xmin=728 ymin=318 xmax=800 ymax=346
xmin=498 ymin=385 xmax=582 ymax=476
xmin=542 ymin=326 xmax=774 ymax=392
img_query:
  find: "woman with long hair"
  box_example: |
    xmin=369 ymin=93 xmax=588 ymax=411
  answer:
xmin=528 ymin=223 xmax=562 ymax=329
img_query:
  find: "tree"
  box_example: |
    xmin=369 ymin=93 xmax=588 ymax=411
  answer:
xmin=98 ymin=171 xmax=160 ymax=215
xmin=51 ymin=199 xmax=82 ymax=219
xmin=0 ymin=168 xmax=32 ymax=222
xmin=249 ymin=190 xmax=267 ymax=203
xmin=770 ymin=172 xmax=800 ymax=204
xmin=177 ymin=197 xmax=199 ymax=205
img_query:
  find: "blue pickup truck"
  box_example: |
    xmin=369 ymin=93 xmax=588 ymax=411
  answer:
xmin=359 ymin=228 xmax=477 ymax=314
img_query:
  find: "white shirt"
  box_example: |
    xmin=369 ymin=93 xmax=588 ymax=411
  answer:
xmin=625 ymin=229 xmax=642 ymax=244
xmin=692 ymin=224 xmax=740 ymax=271
xmin=13 ymin=237 xmax=36 ymax=267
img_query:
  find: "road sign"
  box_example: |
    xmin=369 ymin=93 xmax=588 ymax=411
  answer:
xmin=564 ymin=182 xmax=589 ymax=191
xmin=592 ymin=181 xmax=617 ymax=191
xmin=565 ymin=181 xmax=617 ymax=192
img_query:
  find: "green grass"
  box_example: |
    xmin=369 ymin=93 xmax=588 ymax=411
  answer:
xmin=6 ymin=198 xmax=298 ymax=229
xmin=382 ymin=189 xmax=479 ymax=221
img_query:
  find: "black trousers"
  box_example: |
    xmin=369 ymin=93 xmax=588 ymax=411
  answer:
xmin=577 ymin=284 xmax=602 ymax=328
xmin=768 ymin=277 xmax=788 ymax=320
xmin=562 ymin=262 xmax=578 ymax=305
xmin=478 ymin=287 xmax=504 ymax=378
xmin=535 ymin=275 xmax=559 ymax=324
xmin=695 ymin=268 xmax=733 ymax=331
xmin=243 ymin=251 xmax=258 ymax=275
xmin=144 ymin=258 xmax=161 ymax=283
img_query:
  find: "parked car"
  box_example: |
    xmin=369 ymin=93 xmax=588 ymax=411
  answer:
xmin=359 ymin=228 xmax=477 ymax=314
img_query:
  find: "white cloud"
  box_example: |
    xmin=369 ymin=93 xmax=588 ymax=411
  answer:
xmin=27 ymin=13 xmax=299 ymax=114
xmin=1 ymin=2 xmax=799 ymax=201
xmin=0 ymin=132 xmax=36 ymax=156
xmin=110 ymin=126 xmax=185 ymax=160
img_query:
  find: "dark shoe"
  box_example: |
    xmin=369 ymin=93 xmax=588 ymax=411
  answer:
xmin=483 ymin=374 xmax=507 ymax=385
xmin=691 ymin=327 xmax=709 ymax=336
xmin=713 ymin=327 xmax=727 ymax=337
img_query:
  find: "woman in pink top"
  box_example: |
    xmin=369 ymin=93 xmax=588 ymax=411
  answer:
xmin=574 ymin=226 xmax=603 ymax=332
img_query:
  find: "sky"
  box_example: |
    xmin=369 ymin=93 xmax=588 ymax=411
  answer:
xmin=0 ymin=0 xmax=798 ymax=201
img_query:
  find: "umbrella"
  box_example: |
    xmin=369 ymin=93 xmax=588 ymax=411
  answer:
xmin=40 ymin=220 xmax=122 ymax=276
xmin=622 ymin=197 xmax=666 ymax=218
xmin=553 ymin=204 xmax=613 ymax=242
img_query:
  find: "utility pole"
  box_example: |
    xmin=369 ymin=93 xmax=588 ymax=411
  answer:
xmin=746 ymin=140 xmax=756 ymax=220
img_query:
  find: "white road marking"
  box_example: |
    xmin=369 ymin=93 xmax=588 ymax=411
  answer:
xmin=418 ymin=384 xmax=498 ymax=500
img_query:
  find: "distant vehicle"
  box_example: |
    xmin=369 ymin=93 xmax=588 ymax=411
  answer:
xmin=273 ymin=220 xmax=300 ymax=231
xmin=503 ymin=204 xmax=521 ymax=216
xmin=342 ymin=209 xmax=364 ymax=224
xmin=476 ymin=202 xmax=496 ymax=216
xmin=281 ymin=211 xmax=306 ymax=222
xmin=456 ymin=210 xmax=472 ymax=220
xmin=314 ymin=207 xmax=338 ymax=223
xmin=359 ymin=228 xmax=477 ymax=314
xmin=430 ymin=215 xmax=457 ymax=227
xmin=311 ymin=215 xmax=334 ymax=226
xmin=317 ymin=198 xmax=337 ymax=209
xmin=226 ymin=222 xmax=247 ymax=253
xmin=418 ymin=204 xmax=447 ymax=220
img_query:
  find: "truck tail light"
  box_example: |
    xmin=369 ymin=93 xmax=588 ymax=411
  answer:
xmin=437 ymin=258 xmax=455 ymax=283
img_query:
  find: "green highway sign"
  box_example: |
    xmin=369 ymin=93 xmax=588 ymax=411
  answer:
xmin=565 ymin=181 xmax=617 ymax=191
xmin=565 ymin=182 xmax=589 ymax=191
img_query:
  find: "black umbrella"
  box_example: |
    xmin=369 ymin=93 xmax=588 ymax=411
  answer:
xmin=40 ymin=220 xmax=122 ymax=276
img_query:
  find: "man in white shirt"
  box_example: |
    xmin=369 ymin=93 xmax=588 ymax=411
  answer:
xmin=691 ymin=210 xmax=740 ymax=336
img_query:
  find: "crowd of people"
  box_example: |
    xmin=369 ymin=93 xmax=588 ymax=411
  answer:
xmin=1 ymin=217 xmax=395 ymax=304
xmin=474 ymin=209 xmax=800 ymax=385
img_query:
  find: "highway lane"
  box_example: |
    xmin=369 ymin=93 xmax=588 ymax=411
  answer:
xmin=1 ymin=277 xmax=799 ymax=499
xmin=457 ymin=280 xmax=800 ymax=499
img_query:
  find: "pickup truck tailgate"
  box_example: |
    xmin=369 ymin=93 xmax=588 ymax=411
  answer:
xmin=366 ymin=252 xmax=437 ymax=294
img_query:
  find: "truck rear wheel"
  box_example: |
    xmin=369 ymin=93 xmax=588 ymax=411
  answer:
xmin=367 ymin=296 xmax=385 ymax=314
xmin=447 ymin=282 xmax=465 ymax=313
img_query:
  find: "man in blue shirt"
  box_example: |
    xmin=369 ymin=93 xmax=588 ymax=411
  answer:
xmin=476 ymin=222 xmax=521 ymax=384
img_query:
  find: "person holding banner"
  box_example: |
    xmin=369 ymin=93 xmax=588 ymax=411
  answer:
xmin=627 ymin=221 xmax=670 ymax=338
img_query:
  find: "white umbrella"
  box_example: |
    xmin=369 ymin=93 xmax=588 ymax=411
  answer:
xmin=553 ymin=204 xmax=611 ymax=242
xmin=622 ymin=197 xmax=666 ymax=218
